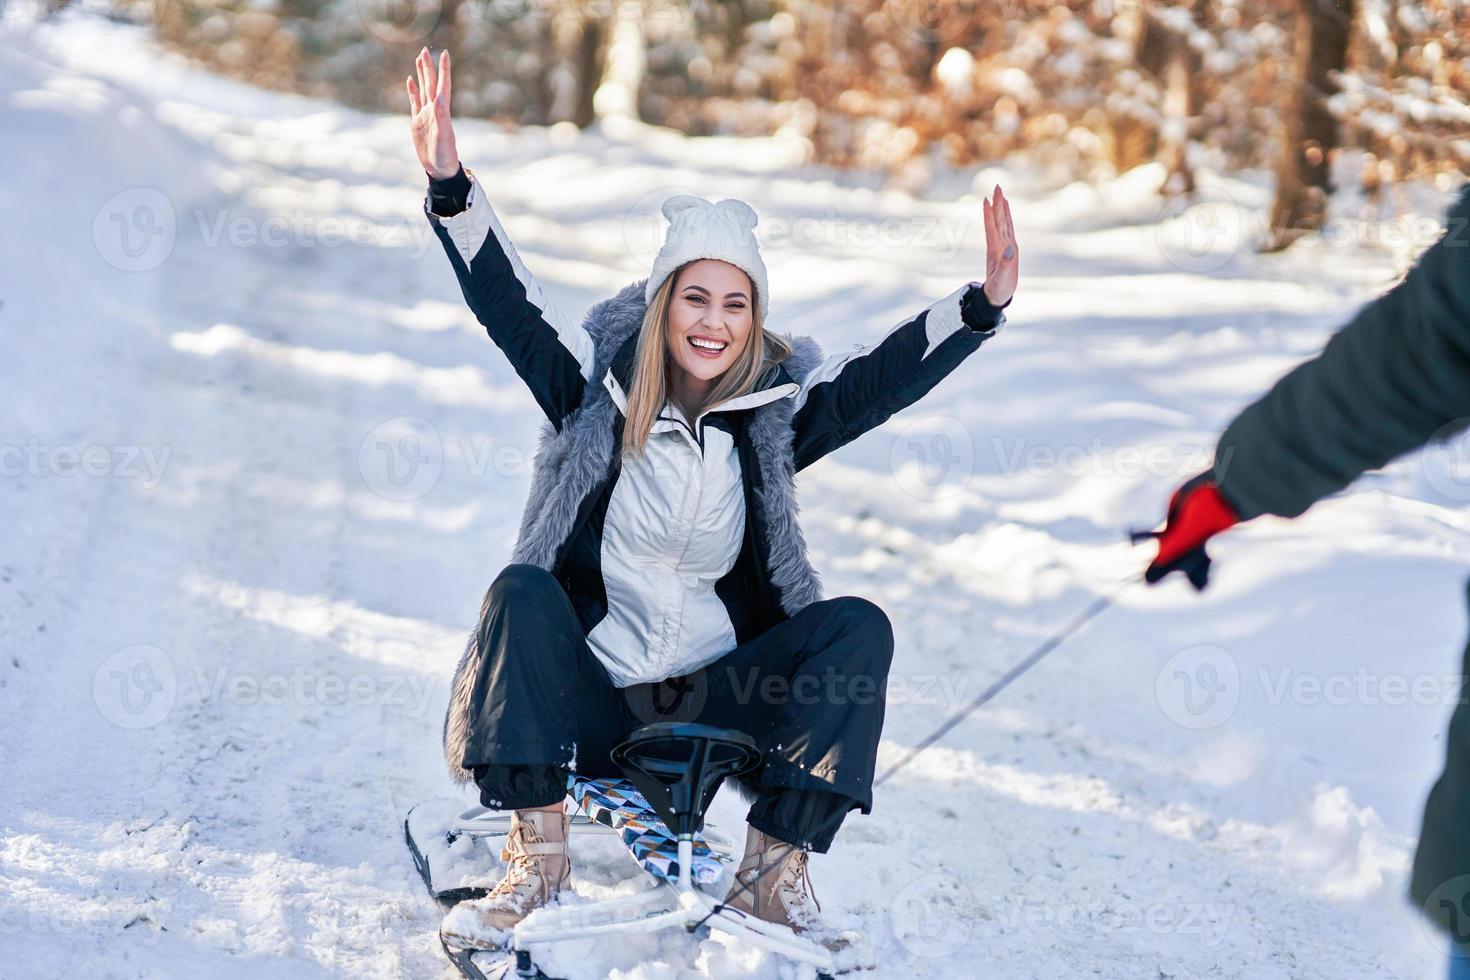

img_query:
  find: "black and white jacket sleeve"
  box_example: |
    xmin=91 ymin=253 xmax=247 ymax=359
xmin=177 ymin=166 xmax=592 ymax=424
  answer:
xmin=789 ymin=281 xmax=1009 ymax=471
xmin=423 ymin=164 xmax=596 ymax=430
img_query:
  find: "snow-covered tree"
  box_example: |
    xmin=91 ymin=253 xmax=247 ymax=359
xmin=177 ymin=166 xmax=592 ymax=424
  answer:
xmin=145 ymin=0 xmax=1465 ymax=207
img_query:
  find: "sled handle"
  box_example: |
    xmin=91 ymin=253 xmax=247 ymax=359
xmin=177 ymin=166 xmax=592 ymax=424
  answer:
xmin=611 ymin=723 xmax=761 ymax=837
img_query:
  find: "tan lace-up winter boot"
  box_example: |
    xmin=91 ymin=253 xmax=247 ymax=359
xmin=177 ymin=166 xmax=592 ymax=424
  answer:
xmin=720 ymin=825 xmax=854 ymax=956
xmin=439 ymin=806 xmax=572 ymax=950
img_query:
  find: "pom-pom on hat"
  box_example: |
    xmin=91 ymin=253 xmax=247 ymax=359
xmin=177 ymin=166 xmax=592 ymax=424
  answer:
xmin=645 ymin=194 xmax=769 ymax=323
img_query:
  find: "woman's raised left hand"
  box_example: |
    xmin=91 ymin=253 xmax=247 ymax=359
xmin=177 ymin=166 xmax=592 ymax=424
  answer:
xmin=981 ymin=185 xmax=1019 ymax=306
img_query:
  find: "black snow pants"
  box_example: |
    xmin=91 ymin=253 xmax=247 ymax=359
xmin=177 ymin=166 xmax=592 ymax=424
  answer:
xmin=462 ymin=563 xmax=895 ymax=853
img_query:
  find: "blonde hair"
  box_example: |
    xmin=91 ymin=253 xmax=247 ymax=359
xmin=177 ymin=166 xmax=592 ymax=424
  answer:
xmin=621 ymin=263 xmax=792 ymax=458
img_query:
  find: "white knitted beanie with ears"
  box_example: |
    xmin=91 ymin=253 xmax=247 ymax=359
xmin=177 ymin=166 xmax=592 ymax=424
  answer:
xmin=645 ymin=194 xmax=770 ymax=323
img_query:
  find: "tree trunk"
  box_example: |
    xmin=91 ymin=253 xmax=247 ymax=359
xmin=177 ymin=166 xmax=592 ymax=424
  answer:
xmin=430 ymin=0 xmax=463 ymax=117
xmin=1110 ymin=0 xmax=1160 ymax=173
xmin=572 ymin=13 xmax=604 ymax=128
xmin=1145 ymin=1 xmax=1203 ymax=196
xmin=536 ymin=15 xmax=560 ymax=124
xmin=1157 ymin=43 xmax=1196 ymax=196
xmin=1266 ymin=0 xmax=1357 ymax=251
xmin=591 ymin=1 xmax=646 ymax=125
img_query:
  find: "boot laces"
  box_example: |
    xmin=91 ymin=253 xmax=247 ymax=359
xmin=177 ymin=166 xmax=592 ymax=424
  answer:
xmin=489 ymin=820 xmax=546 ymax=900
xmin=777 ymin=846 xmax=821 ymax=914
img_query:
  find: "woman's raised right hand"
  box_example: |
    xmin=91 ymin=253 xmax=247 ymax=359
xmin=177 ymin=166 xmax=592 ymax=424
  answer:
xmin=407 ymin=47 xmax=461 ymax=181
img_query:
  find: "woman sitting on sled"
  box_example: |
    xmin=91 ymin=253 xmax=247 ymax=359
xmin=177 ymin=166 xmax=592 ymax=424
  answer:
xmin=405 ymin=45 xmax=1019 ymax=955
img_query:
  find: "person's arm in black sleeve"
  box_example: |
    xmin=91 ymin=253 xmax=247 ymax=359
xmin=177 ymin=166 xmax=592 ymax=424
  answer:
xmin=787 ymin=281 xmax=1008 ymax=472
xmin=961 ymin=280 xmax=1011 ymax=332
xmin=1144 ymin=186 xmax=1470 ymax=588
xmin=427 ymin=162 xmax=471 ymax=217
xmin=1212 ymin=185 xmax=1470 ymax=521
xmin=422 ymin=165 xmax=597 ymax=429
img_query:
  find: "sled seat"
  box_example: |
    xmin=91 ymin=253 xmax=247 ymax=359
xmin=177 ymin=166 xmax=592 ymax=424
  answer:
xmin=448 ymin=725 xmax=757 ymax=887
xmin=609 ymin=722 xmax=762 ymax=835
xmin=567 ymin=774 xmax=732 ymax=884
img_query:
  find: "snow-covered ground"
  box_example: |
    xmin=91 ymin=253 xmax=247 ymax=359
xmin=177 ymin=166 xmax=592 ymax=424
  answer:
xmin=2 ymin=10 xmax=1467 ymax=979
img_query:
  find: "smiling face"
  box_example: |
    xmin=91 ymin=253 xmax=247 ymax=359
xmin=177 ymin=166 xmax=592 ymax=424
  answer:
xmin=664 ymin=259 xmax=754 ymax=388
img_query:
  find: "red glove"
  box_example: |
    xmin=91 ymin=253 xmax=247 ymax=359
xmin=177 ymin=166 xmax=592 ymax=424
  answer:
xmin=1133 ymin=472 xmax=1242 ymax=590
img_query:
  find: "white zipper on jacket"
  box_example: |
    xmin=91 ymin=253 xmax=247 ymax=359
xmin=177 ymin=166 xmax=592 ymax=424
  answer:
xmin=590 ymin=367 xmax=802 ymax=683
xmin=602 ymin=370 xmax=799 ymax=452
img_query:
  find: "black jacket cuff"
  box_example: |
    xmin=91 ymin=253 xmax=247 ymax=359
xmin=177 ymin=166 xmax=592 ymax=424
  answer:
xmin=961 ymin=281 xmax=1010 ymax=331
xmin=427 ymin=163 xmax=471 ymax=217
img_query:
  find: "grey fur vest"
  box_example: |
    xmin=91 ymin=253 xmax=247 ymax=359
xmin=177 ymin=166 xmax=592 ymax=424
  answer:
xmin=442 ymin=277 xmax=826 ymax=786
